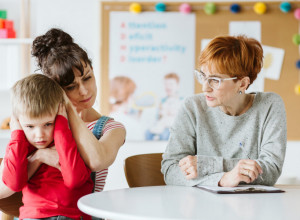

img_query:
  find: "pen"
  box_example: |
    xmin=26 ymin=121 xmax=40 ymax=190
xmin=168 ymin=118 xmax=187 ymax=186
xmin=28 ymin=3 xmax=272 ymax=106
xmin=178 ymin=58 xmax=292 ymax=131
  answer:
xmin=239 ymin=142 xmax=264 ymax=181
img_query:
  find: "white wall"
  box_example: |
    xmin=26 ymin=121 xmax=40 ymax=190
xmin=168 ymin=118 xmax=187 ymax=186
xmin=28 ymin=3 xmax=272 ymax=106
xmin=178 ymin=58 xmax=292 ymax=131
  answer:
xmin=0 ymin=0 xmax=20 ymax=122
xmin=30 ymin=0 xmax=101 ymax=108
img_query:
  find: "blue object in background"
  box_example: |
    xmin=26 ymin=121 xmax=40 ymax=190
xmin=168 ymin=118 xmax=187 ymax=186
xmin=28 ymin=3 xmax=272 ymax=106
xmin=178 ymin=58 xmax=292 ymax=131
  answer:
xmin=296 ymin=59 xmax=300 ymax=69
xmin=230 ymin=4 xmax=241 ymax=13
xmin=155 ymin=2 xmax=166 ymax=12
xmin=145 ymin=128 xmax=170 ymax=141
xmin=280 ymin=2 xmax=291 ymax=13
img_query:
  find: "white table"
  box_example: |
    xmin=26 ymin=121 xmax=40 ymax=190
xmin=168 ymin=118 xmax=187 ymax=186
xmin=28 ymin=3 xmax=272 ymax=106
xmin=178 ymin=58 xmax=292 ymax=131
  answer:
xmin=78 ymin=185 xmax=300 ymax=220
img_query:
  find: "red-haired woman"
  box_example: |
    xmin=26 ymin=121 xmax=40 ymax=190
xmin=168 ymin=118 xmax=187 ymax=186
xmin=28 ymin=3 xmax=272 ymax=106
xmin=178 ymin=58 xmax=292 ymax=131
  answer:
xmin=162 ymin=35 xmax=287 ymax=187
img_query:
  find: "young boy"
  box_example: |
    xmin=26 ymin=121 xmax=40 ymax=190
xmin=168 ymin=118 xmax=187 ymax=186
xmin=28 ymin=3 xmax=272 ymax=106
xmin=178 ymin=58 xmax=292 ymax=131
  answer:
xmin=146 ymin=73 xmax=183 ymax=141
xmin=2 ymin=74 xmax=93 ymax=220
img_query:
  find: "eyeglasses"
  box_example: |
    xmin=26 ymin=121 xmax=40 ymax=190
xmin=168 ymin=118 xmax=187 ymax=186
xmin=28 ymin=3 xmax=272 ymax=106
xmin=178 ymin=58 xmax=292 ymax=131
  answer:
xmin=194 ymin=70 xmax=237 ymax=90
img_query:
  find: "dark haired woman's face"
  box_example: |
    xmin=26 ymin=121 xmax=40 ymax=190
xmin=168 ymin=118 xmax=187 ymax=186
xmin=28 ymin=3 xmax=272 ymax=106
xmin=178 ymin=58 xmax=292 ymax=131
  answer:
xmin=64 ymin=64 xmax=97 ymax=112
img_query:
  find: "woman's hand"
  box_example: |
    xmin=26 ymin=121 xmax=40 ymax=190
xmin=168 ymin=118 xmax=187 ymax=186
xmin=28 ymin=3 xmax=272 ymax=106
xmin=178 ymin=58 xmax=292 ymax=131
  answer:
xmin=10 ymin=114 xmax=22 ymax=131
xmin=62 ymin=91 xmax=75 ymax=112
xmin=219 ymin=159 xmax=263 ymax=187
xmin=57 ymin=103 xmax=68 ymax=120
xmin=179 ymin=155 xmax=198 ymax=180
xmin=28 ymin=146 xmax=61 ymax=171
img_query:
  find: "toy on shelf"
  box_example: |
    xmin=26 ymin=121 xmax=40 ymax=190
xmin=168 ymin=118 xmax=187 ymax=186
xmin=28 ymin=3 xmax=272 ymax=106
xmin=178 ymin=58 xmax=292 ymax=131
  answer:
xmin=1 ymin=117 xmax=10 ymax=129
xmin=0 ymin=9 xmax=16 ymax=39
xmin=0 ymin=10 xmax=7 ymax=19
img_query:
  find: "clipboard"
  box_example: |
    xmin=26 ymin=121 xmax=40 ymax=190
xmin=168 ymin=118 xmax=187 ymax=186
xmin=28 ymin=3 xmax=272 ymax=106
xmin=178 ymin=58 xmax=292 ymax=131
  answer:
xmin=196 ymin=185 xmax=285 ymax=194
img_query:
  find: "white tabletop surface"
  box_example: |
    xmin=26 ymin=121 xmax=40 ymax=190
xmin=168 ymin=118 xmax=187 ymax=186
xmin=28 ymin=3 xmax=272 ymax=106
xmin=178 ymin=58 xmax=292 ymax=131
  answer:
xmin=78 ymin=185 xmax=300 ymax=220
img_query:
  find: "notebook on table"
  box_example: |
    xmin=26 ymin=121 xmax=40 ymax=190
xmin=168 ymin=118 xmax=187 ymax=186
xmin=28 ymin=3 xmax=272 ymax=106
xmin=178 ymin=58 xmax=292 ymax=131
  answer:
xmin=196 ymin=185 xmax=285 ymax=194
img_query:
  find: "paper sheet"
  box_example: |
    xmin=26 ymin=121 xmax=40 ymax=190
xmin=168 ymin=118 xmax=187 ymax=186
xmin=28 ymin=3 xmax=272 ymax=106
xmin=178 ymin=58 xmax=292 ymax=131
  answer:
xmin=229 ymin=21 xmax=261 ymax=42
xmin=196 ymin=185 xmax=284 ymax=194
xmin=262 ymin=45 xmax=285 ymax=80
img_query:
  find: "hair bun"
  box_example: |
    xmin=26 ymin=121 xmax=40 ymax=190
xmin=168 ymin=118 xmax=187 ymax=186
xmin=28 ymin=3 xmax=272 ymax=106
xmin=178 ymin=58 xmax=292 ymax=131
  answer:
xmin=32 ymin=28 xmax=74 ymax=59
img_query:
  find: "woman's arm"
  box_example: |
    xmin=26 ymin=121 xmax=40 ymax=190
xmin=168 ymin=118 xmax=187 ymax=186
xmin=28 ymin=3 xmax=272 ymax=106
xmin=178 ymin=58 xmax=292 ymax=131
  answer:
xmin=162 ymin=94 xmax=287 ymax=187
xmin=54 ymin=105 xmax=91 ymax=188
xmin=220 ymin=96 xmax=287 ymax=186
xmin=66 ymin=102 xmax=126 ymax=172
xmin=162 ymin=98 xmax=259 ymax=187
xmin=161 ymin=102 xmax=226 ymax=186
xmin=252 ymin=97 xmax=287 ymax=186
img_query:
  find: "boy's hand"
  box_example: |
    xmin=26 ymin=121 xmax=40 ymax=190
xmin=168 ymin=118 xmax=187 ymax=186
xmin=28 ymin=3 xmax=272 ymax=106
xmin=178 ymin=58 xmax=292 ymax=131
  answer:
xmin=28 ymin=146 xmax=61 ymax=171
xmin=10 ymin=114 xmax=22 ymax=131
xmin=57 ymin=103 xmax=68 ymax=120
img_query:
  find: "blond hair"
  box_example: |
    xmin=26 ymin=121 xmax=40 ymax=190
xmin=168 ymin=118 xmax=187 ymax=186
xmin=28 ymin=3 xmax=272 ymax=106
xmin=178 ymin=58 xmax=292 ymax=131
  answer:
xmin=12 ymin=74 xmax=64 ymax=118
xmin=199 ymin=35 xmax=263 ymax=84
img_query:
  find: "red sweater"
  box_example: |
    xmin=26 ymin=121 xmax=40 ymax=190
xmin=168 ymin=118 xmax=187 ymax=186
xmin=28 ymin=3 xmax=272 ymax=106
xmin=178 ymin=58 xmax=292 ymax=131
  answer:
xmin=2 ymin=115 xmax=93 ymax=220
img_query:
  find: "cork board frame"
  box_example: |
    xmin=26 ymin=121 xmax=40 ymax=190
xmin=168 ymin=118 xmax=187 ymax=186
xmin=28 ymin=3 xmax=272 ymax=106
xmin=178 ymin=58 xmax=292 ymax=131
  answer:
xmin=100 ymin=1 xmax=300 ymax=140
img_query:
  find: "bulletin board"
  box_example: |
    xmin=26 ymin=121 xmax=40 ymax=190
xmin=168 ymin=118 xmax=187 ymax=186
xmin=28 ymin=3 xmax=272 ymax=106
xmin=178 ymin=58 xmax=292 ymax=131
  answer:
xmin=100 ymin=1 xmax=300 ymax=140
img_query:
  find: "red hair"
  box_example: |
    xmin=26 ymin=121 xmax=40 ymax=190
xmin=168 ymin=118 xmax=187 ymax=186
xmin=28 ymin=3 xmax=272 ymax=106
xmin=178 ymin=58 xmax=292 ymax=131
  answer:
xmin=198 ymin=35 xmax=263 ymax=84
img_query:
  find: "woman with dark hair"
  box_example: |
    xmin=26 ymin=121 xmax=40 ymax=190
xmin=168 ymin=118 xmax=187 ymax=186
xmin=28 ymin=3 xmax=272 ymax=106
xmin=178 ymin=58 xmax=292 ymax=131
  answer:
xmin=0 ymin=29 xmax=126 ymax=201
xmin=161 ymin=35 xmax=287 ymax=187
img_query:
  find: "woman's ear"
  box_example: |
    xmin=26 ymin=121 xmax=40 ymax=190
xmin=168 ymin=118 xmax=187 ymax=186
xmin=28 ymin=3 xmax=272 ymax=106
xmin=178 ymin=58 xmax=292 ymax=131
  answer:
xmin=240 ymin=77 xmax=250 ymax=92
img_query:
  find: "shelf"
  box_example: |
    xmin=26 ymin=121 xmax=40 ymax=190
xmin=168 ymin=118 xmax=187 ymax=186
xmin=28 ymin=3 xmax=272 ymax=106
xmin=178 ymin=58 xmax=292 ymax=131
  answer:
xmin=0 ymin=38 xmax=33 ymax=45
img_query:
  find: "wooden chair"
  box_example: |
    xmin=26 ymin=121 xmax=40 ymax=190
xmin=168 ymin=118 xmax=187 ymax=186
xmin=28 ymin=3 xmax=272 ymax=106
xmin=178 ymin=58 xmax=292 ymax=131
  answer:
xmin=0 ymin=158 xmax=23 ymax=220
xmin=124 ymin=153 xmax=166 ymax=187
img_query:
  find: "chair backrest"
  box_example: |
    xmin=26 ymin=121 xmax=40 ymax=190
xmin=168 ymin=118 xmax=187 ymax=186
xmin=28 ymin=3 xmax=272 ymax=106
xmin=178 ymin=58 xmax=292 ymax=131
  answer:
xmin=124 ymin=153 xmax=166 ymax=187
xmin=0 ymin=158 xmax=23 ymax=217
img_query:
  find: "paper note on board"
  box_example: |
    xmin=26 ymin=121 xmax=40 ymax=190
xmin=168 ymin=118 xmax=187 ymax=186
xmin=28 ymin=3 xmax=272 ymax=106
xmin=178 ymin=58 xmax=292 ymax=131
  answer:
xmin=247 ymin=72 xmax=265 ymax=93
xmin=262 ymin=45 xmax=285 ymax=80
xmin=229 ymin=21 xmax=261 ymax=42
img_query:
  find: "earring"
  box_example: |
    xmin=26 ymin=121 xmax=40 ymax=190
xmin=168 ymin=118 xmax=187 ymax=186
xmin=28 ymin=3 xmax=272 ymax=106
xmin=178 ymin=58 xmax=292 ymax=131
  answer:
xmin=239 ymin=91 xmax=242 ymax=94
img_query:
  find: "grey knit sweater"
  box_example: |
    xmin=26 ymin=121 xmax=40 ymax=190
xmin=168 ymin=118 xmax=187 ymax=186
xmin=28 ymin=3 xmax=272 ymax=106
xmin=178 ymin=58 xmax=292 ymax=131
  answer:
xmin=161 ymin=92 xmax=287 ymax=186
